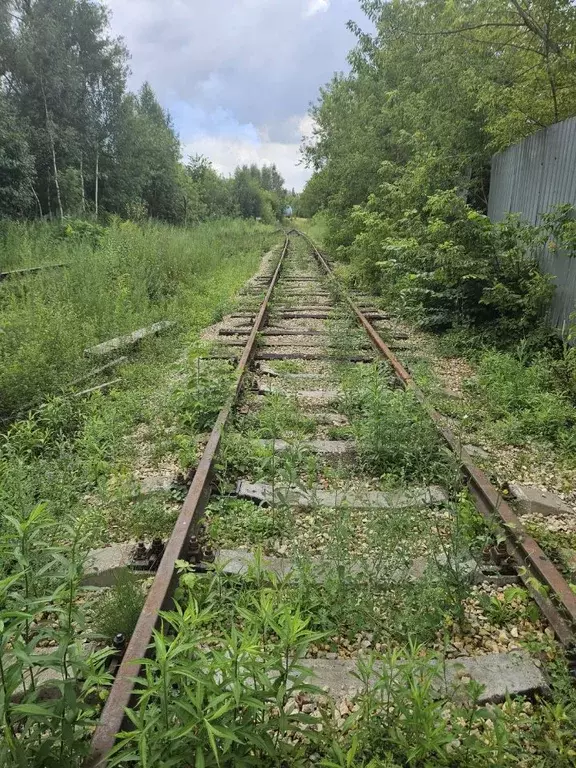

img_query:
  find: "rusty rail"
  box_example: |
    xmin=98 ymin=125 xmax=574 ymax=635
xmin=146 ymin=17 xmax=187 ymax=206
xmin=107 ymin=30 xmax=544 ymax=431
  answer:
xmin=88 ymin=236 xmax=290 ymax=765
xmin=298 ymin=229 xmax=576 ymax=648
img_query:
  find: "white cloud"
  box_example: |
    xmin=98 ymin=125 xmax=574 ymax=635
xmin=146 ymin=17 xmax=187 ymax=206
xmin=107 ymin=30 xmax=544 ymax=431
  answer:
xmin=105 ymin=0 xmax=362 ymax=192
xmin=183 ymin=133 xmax=311 ymax=192
xmin=304 ymin=0 xmax=331 ymax=17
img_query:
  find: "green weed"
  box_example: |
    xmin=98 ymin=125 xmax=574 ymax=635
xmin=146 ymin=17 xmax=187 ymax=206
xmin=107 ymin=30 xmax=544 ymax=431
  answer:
xmin=206 ymin=497 xmax=287 ymax=547
xmin=107 ymin=565 xmax=325 ymax=767
xmin=169 ymin=356 xmax=235 ymax=432
xmin=244 ymin=392 xmax=316 ymax=439
xmin=342 ymin=364 xmax=453 ymax=483
xmin=0 ymin=503 xmax=112 ymax=767
xmin=468 ymin=351 xmax=576 ymax=452
xmin=92 ymin=569 xmax=146 ymax=642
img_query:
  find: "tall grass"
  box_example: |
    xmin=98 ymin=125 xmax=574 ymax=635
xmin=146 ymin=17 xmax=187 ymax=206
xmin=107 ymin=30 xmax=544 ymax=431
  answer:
xmin=293 ymin=213 xmax=327 ymax=247
xmin=0 ymin=220 xmax=83 ymax=271
xmin=0 ymin=219 xmax=275 ymax=416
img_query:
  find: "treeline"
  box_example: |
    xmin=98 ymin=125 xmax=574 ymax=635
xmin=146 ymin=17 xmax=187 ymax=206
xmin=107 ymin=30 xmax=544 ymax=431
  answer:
xmin=302 ymin=0 xmax=576 ymax=337
xmin=0 ymin=0 xmax=288 ymax=223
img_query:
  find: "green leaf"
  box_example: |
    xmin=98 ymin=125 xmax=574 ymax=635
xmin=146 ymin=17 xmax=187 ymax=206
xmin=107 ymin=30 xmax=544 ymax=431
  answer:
xmin=12 ymin=702 xmax=52 ymax=718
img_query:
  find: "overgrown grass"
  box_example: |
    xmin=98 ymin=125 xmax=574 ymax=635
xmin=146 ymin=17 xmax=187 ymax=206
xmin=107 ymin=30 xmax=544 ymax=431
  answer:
xmin=293 ymin=213 xmax=328 ymax=247
xmin=0 ymin=220 xmax=278 ymax=552
xmin=0 ymin=218 xmax=275 ymax=416
xmin=341 ymin=363 xmax=453 ymax=484
xmin=91 ymin=568 xmax=147 ymax=642
xmin=466 ymin=351 xmax=576 ymax=454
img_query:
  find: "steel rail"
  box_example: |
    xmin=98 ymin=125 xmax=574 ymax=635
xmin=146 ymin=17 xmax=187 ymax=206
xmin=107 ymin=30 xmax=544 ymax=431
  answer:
xmin=88 ymin=236 xmax=290 ymax=766
xmin=298 ymin=230 xmax=576 ymax=648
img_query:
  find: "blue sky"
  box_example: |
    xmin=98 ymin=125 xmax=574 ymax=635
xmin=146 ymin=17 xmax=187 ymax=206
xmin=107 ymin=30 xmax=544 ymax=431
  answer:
xmin=106 ymin=0 xmax=364 ymax=190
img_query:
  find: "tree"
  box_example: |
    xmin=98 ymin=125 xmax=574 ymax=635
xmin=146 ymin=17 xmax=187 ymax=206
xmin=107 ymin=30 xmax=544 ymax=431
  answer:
xmin=304 ymin=0 xmax=576 ymax=254
xmin=0 ymin=93 xmax=36 ymax=218
xmin=4 ymin=0 xmax=128 ymax=218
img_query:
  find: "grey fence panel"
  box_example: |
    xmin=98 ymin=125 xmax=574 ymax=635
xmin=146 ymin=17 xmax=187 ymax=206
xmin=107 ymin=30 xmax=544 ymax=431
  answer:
xmin=488 ymin=117 xmax=576 ymax=331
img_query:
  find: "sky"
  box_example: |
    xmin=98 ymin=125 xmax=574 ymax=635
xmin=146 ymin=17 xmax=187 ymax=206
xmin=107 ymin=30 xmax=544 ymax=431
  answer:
xmin=105 ymin=0 xmax=364 ymax=191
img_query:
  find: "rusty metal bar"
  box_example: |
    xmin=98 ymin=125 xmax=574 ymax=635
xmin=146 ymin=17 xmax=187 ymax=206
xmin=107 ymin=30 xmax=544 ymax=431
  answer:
xmin=299 ymin=230 xmax=576 ymax=646
xmin=0 ymin=262 xmax=68 ymax=280
xmin=88 ymin=237 xmax=290 ymax=766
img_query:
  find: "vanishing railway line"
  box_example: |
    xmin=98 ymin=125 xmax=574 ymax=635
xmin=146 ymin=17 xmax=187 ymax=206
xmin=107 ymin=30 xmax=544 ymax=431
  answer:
xmin=89 ymin=230 xmax=576 ymax=764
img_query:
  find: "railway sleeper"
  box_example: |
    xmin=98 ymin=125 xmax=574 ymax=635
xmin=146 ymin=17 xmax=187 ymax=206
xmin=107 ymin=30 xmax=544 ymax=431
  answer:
xmin=236 ymin=479 xmax=446 ymax=509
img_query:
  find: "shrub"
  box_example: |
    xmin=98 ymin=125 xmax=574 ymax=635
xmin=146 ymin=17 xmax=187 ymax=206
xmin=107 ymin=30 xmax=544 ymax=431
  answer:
xmin=348 ymin=188 xmax=554 ymax=338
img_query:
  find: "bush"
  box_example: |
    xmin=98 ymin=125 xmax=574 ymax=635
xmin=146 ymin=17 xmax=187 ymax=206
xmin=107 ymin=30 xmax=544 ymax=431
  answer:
xmin=56 ymin=218 xmax=105 ymax=247
xmin=350 ymin=189 xmax=553 ymax=337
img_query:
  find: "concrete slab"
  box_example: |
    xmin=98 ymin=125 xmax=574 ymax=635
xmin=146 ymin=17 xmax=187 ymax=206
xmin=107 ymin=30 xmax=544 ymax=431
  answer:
xmin=85 ymin=321 xmax=175 ymax=357
xmin=406 ymin=552 xmax=481 ymax=585
xmin=300 ymin=652 xmax=549 ymax=704
xmin=256 ymin=385 xmax=341 ymax=405
xmin=255 ymin=439 xmax=353 ymax=456
xmin=217 ymin=549 xmax=292 ymax=578
xmin=260 ymin=371 xmax=330 ymax=381
xmin=83 ymin=543 xmax=134 ymax=587
xmin=236 ymin=480 xmax=446 ymax=509
xmin=215 ymin=546 xmax=485 ymax=591
xmin=441 ymin=652 xmax=550 ymax=703
xmin=509 ymin=483 xmax=572 ymax=516
xmin=139 ymin=475 xmax=174 ymax=495
xmin=314 ymin=412 xmax=350 ymax=426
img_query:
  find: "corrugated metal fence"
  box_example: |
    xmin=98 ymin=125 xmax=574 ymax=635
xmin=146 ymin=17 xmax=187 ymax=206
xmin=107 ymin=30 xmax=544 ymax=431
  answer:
xmin=488 ymin=116 xmax=576 ymax=331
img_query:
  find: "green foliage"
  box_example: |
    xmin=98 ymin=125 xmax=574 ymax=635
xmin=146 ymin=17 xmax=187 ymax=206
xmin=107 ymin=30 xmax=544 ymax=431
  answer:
xmin=349 ymin=644 xmax=513 ymax=767
xmin=341 ymin=364 xmax=451 ymax=483
xmin=233 ymin=163 xmax=287 ymax=222
xmin=244 ymin=392 xmax=317 ymax=440
xmin=0 ymin=3 xmax=287 ymax=224
xmin=0 ymin=503 xmax=112 ymax=767
xmin=170 ymin=357 xmax=235 ymax=433
xmin=349 ymin=188 xmax=554 ymax=336
xmin=0 ymin=92 xmax=35 ymax=219
xmin=107 ymin=566 xmax=324 ymax=767
xmin=0 ymin=221 xmax=274 ymax=556
xmin=477 ymin=586 xmax=540 ymax=628
xmin=56 ymin=218 xmax=105 ymax=246
xmin=467 ymin=351 xmax=576 ymax=451
xmin=0 ymin=218 xmax=273 ymax=416
xmin=92 ymin=569 xmax=146 ymax=642
xmin=302 ymin=0 xmax=576 ymax=337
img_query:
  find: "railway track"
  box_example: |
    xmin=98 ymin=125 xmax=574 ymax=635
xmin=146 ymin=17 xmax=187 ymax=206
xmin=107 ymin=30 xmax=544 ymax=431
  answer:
xmin=89 ymin=230 xmax=576 ymax=765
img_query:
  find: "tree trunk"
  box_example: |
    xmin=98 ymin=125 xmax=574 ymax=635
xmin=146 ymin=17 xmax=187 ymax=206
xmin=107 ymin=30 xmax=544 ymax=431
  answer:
xmin=94 ymin=145 xmax=99 ymax=218
xmin=30 ymin=183 xmax=43 ymax=218
xmin=41 ymin=79 xmax=63 ymax=221
xmin=80 ymin=155 xmax=86 ymax=214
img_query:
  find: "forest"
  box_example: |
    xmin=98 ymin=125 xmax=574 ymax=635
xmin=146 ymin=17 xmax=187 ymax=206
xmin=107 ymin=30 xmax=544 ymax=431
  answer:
xmin=300 ymin=0 xmax=576 ymax=343
xmin=0 ymin=0 xmax=290 ymax=225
